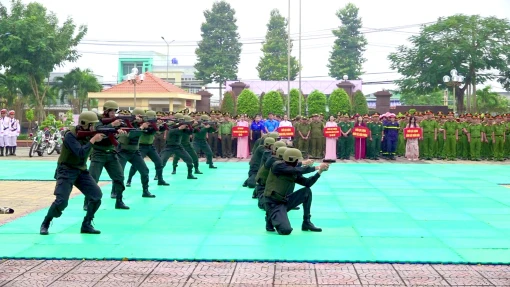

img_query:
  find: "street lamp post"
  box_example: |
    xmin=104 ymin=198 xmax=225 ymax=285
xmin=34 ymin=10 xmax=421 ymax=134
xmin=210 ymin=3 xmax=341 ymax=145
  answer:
xmin=443 ymin=69 xmax=464 ymax=115
xmin=128 ymin=67 xmax=145 ymax=109
xmin=161 ymin=37 xmax=175 ymax=83
xmin=287 ymin=0 xmax=291 ymax=118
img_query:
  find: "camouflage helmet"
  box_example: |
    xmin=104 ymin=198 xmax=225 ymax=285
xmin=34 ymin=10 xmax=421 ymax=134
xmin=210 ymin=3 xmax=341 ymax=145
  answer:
xmin=276 ymin=146 xmax=288 ymax=159
xmin=78 ymin=111 xmax=99 ymax=126
xmin=272 ymin=141 xmax=286 ymax=152
xmin=283 ymin=148 xmax=303 ymax=163
xmin=200 ymin=115 xmax=210 ymax=121
xmin=103 ymin=100 xmax=119 ymax=111
xmin=174 ymin=113 xmax=184 ymax=119
xmin=132 ymin=108 xmax=145 ymax=116
xmin=263 ymin=137 xmax=276 ymax=147
xmin=268 ymin=132 xmax=279 ymax=139
xmin=145 ymin=110 xmax=157 ymax=118
xmin=183 ymin=115 xmax=193 ymax=121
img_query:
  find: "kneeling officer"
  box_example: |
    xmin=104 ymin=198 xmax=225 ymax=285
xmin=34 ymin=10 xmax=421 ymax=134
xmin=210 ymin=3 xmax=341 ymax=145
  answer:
xmin=264 ymin=148 xmax=328 ymax=235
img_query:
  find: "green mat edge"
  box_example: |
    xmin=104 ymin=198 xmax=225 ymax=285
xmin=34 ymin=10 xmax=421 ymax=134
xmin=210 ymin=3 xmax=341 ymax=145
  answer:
xmin=1 ymin=256 xmax=508 ymax=265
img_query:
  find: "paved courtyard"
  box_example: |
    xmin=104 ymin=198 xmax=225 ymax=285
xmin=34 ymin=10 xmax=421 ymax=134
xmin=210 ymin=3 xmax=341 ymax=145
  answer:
xmin=1 ymin=147 xmax=510 ymax=286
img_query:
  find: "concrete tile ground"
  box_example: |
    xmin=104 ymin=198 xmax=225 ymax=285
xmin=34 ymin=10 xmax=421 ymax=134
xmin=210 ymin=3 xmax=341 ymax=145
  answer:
xmin=1 ymin=147 xmax=509 ymax=286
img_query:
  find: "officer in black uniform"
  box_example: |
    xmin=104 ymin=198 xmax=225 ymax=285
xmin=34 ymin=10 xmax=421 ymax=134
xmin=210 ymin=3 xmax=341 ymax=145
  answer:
xmin=86 ymin=100 xmax=127 ymax=210
xmin=172 ymin=115 xmax=202 ymax=175
xmin=40 ymin=111 xmax=104 ymax=235
xmin=160 ymin=113 xmax=197 ymax=179
xmin=254 ymin=141 xmax=287 ymax=207
xmin=126 ymin=110 xmax=169 ymax=187
xmin=117 ymin=108 xmax=156 ymax=198
xmin=264 ymin=148 xmax=327 ymax=235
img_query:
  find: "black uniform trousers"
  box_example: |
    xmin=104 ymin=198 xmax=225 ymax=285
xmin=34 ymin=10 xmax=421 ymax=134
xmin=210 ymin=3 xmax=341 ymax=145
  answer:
xmin=255 ymin=183 xmax=266 ymax=209
xmin=127 ymin=144 xmax=164 ymax=183
xmin=193 ymin=139 xmax=213 ymax=165
xmin=88 ymin=149 xmax=125 ymax=202
xmin=153 ymin=132 xmax=165 ymax=154
xmin=118 ymin=149 xmax=150 ymax=189
xmin=48 ymin=164 xmax=102 ymax=221
xmin=244 ymin=163 xmax=259 ymax=188
xmin=264 ymin=187 xmax=312 ymax=235
xmin=160 ymin=144 xmax=193 ymax=171
xmin=173 ymin=144 xmax=199 ymax=169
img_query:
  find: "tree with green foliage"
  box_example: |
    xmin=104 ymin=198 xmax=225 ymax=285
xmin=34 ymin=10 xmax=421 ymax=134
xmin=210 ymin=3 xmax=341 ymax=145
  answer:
xmin=256 ymin=9 xmax=299 ymax=81
xmin=399 ymin=90 xmax=444 ymax=106
xmin=0 ymin=0 xmax=87 ymax=122
xmin=328 ymin=3 xmax=367 ymax=80
xmin=25 ymin=108 xmax=34 ymax=130
xmin=388 ymin=14 xmax=510 ymax=114
xmin=261 ymin=90 xmax=284 ymax=118
xmin=328 ymin=88 xmax=351 ymax=116
xmin=289 ymin=88 xmax=305 ymax=118
xmin=476 ymin=86 xmax=509 ymax=114
xmin=194 ymin=1 xmax=242 ymax=103
xmin=236 ymin=89 xmax=259 ymax=117
xmin=220 ymin=92 xmax=235 ymax=115
xmin=53 ymin=68 xmax=102 ymax=113
xmin=352 ymin=90 xmax=369 ymax=115
xmin=307 ymin=90 xmax=327 ymax=116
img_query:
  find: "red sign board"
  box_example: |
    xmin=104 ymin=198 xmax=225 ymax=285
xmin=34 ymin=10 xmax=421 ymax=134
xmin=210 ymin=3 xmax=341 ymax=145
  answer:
xmin=277 ymin=126 xmax=295 ymax=137
xmin=232 ymin=126 xmax=249 ymax=137
xmin=352 ymin=126 xmax=369 ymax=138
xmin=324 ymin=127 xmax=340 ymax=138
xmin=404 ymin=127 xmax=423 ymax=139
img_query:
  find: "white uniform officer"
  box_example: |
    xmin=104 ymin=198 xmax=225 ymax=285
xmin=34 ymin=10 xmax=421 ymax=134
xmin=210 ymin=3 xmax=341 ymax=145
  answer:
xmin=6 ymin=110 xmax=20 ymax=156
xmin=1 ymin=109 xmax=8 ymax=156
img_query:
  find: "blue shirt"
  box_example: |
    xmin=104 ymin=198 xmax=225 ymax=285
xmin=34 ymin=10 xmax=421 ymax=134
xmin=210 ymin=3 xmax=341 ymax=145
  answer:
xmin=264 ymin=119 xmax=279 ymax=132
xmin=251 ymin=121 xmax=265 ymax=132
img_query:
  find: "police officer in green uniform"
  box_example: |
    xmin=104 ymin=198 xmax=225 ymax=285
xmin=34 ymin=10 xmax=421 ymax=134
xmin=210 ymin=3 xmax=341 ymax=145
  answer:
xmin=338 ymin=115 xmax=352 ymax=160
xmin=218 ymin=114 xmax=234 ymax=158
xmin=193 ymin=115 xmax=218 ymax=169
xmin=297 ymin=117 xmax=310 ymax=157
xmin=160 ymin=113 xmax=197 ymax=180
xmin=309 ymin=115 xmax=324 ymax=158
xmin=368 ymin=113 xmax=383 ymax=160
xmin=264 ymin=148 xmax=327 ymax=235
xmin=254 ymin=140 xmax=287 ymax=207
xmin=172 ymin=115 xmax=202 ymax=175
xmin=467 ymin=115 xmax=483 ymax=161
xmin=443 ymin=112 xmax=459 ymax=160
xmin=420 ymin=111 xmax=438 ymax=160
xmin=492 ymin=115 xmax=506 ymax=161
xmin=116 ymin=108 xmax=156 ymax=199
xmin=40 ymin=111 xmax=104 ymax=235
xmin=87 ymin=101 xmax=127 ymax=210
xmin=207 ymin=112 xmax=220 ymax=157
xmin=126 ymin=110 xmax=169 ymax=187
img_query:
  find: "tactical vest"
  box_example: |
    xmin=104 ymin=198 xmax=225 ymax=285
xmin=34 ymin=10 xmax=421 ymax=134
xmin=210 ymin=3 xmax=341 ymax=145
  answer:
xmin=255 ymin=156 xmax=278 ymax=185
xmin=264 ymin=161 xmax=297 ymax=202
xmin=57 ymin=127 xmax=91 ymax=171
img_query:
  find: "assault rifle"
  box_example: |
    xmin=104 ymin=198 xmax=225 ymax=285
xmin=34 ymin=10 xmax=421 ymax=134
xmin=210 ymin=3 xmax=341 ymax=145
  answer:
xmin=167 ymin=119 xmax=194 ymax=130
xmin=76 ymin=127 xmax=139 ymax=147
xmin=101 ymin=115 xmax=135 ymax=128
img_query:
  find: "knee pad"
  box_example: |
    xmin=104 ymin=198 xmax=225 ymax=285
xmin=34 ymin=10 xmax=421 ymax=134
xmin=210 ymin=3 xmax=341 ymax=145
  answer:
xmin=277 ymin=228 xmax=293 ymax=236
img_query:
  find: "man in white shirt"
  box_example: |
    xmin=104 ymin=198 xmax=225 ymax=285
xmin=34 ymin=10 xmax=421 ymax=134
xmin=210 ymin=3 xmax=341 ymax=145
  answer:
xmin=279 ymin=114 xmax=293 ymax=146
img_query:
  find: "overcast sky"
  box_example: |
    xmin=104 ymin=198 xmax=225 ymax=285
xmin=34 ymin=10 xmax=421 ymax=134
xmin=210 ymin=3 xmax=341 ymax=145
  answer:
xmin=4 ymin=0 xmax=510 ymax=95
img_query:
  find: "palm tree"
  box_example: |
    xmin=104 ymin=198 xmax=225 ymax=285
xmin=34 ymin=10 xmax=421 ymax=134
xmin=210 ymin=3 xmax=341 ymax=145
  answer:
xmin=53 ymin=68 xmax=102 ymax=112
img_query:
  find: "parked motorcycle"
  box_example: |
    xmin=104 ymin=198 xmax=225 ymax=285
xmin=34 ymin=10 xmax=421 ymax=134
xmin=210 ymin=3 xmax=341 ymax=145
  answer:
xmin=46 ymin=127 xmax=64 ymax=155
xmin=29 ymin=125 xmax=52 ymax=157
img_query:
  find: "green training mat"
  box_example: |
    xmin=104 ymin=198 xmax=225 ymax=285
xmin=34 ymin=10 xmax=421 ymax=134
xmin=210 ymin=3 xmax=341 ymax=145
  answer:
xmin=0 ymin=160 xmax=112 ymax=181
xmin=1 ymin=160 xmax=510 ymax=264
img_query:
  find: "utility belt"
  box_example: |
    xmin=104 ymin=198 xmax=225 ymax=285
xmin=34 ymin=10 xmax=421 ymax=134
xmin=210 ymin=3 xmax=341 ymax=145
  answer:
xmin=267 ymin=190 xmax=287 ymax=203
xmin=92 ymin=145 xmax=116 ymax=153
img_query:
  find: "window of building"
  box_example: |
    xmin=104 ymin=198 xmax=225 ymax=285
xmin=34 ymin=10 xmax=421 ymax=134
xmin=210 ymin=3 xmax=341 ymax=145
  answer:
xmin=122 ymin=62 xmax=145 ymax=76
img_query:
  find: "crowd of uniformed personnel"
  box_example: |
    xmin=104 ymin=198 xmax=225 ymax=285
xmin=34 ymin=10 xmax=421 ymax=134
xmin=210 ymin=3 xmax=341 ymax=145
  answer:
xmin=184 ymin=110 xmax=510 ymax=162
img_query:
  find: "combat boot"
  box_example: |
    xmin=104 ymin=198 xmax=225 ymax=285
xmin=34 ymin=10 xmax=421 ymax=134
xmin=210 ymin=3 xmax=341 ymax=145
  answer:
xmin=126 ymin=181 xmax=131 ymax=187
xmin=209 ymin=163 xmax=217 ymax=169
xmin=194 ymin=168 xmax=203 ymax=174
xmin=187 ymin=167 xmax=197 ymax=179
xmin=158 ymin=180 xmax=169 ymax=186
xmin=81 ymin=219 xmax=101 ymax=234
xmin=171 ymin=166 xmax=177 ymax=174
xmin=302 ymin=215 xmax=322 ymax=232
xmin=39 ymin=216 xmax=52 ymax=235
xmin=142 ymin=188 xmax=156 ymax=198
xmin=115 ymin=198 xmax=130 ymax=209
